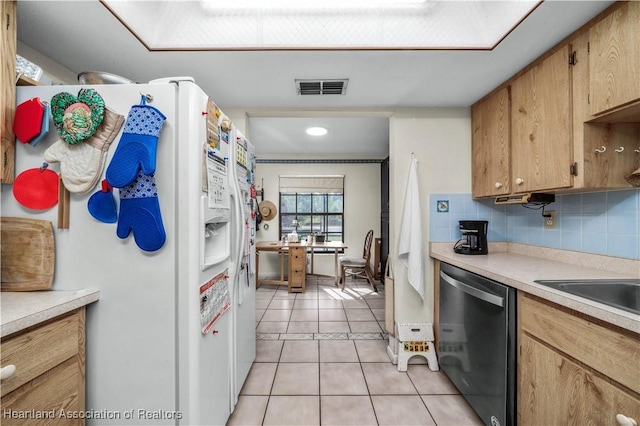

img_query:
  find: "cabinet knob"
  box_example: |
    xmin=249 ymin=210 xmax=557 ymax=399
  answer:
xmin=0 ymin=365 xmax=16 ymax=381
xmin=494 ymin=182 xmax=503 ymax=189
xmin=616 ymin=414 xmax=638 ymax=426
xmin=515 ymin=178 xmax=524 ymax=185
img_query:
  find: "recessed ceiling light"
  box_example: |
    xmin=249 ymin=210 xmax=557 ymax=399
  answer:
xmin=306 ymin=127 xmax=328 ymax=136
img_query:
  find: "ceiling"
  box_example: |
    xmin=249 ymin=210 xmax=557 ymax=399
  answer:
xmin=16 ymin=1 xmax=615 ymax=159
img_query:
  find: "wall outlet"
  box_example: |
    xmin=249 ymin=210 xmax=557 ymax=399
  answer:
xmin=544 ymin=211 xmax=556 ymax=229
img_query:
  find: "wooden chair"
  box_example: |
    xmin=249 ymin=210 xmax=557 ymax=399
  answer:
xmin=339 ymin=229 xmax=377 ymax=292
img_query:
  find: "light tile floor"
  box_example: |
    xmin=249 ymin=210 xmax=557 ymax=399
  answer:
xmin=228 ymin=276 xmax=483 ymax=426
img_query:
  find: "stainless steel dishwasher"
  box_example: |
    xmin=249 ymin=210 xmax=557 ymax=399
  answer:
xmin=438 ymin=262 xmax=516 ymax=426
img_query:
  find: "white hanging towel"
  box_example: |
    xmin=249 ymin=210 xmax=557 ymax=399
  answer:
xmin=398 ymin=155 xmax=425 ymax=301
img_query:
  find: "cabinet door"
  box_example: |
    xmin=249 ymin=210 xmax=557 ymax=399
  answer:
xmin=589 ymin=1 xmax=640 ymax=116
xmin=471 ymin=87 xmax=511 ymax=198
xmin=511 ymin=45 xmax=573 ymax=193
xmin=1 ymin=357 xmax=83 ymax=426
xmin=0 ymin=0 xmax=16 ymax=183
xmin=519 ymin=334 xmax=640 ymax=426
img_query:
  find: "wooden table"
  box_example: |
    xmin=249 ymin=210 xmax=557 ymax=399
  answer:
xmin=255 ymin=241 xmax=348 ymax=289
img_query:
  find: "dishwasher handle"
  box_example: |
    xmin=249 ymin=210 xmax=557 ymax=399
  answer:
xmin=440 ymin=271 xmax=505 ymax=307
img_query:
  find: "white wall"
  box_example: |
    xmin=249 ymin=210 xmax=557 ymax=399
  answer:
xmin=17 ymin=41 xmax=76 ymax=85
xmin=254 ymin=162 xmax=381 ymax=279
xmin=389 ymin=108 xmax=471 ymax=324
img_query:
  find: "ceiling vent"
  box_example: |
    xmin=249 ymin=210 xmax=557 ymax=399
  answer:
xmin=295 ymin=79 xmax=348 ymax=96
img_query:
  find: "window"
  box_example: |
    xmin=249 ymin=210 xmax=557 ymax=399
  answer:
xmin=279 ymin=175 xmax=344 ymax=250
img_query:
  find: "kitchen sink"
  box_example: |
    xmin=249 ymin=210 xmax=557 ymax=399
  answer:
xmin=533 ymin=279 xmax=640 ymax=315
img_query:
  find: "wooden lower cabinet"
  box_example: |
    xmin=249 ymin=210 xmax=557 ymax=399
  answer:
xmin=519 ymin=334 xmax=640 ymax=425
xmin=1 ymin=309 xmax=86 ymax=426
xmin=518 ymin=294 xmax=640 ymax=426
xmin=287 ymin=246 xmax=306 ymax=293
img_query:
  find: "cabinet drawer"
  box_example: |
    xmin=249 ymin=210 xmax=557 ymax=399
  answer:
xmin=519 ymin=294 xmax=640 ymax=393
xmin=1 ymin=311 xmax=80 ymax=397
xmin=289 ymin=270 xmax=305 ymax=283
xmin=1 ymin=357 xmax=82 ymax=425
xmin=289 ymin=255 xmax=306 ymax=266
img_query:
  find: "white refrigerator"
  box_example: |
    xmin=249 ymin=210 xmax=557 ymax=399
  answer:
xmin=1 ymin=78 xmax=256 ymax=425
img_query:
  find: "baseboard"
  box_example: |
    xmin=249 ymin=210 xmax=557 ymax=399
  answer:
xmin=387 ymin=343 xmax=398 ymax=364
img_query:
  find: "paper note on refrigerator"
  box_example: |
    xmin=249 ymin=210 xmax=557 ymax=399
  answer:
xmin=206 ymin=98 xmax=221 ymax=150
xmin=200 ymin=269 xmax=231 ymax=334
xmin=206 ymin=149 xmax=229 ymax=209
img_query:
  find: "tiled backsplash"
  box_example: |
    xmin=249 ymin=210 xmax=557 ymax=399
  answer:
xmin=429 ymin=190 xmax=640 ymax=260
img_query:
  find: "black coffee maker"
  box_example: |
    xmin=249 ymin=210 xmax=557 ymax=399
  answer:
xmin=454 ymin=220 xmax=488 ymax=255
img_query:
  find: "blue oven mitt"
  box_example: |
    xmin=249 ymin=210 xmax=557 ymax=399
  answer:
xmin=106 ymin=96 xmax=166 ymax=188
xmin=116 ymin=171 xmax=166 ymax=252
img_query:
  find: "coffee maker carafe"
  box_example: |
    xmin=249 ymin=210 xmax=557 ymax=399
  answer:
xmin=454 ymin=220 xmax=488 ymax=255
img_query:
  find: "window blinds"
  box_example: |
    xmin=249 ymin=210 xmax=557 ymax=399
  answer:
xmin=279 ymin=175 xmax=344 ymax=194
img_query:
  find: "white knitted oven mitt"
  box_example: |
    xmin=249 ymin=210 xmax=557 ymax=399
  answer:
xmin=44 ymin=108 xmax=124 ymax=194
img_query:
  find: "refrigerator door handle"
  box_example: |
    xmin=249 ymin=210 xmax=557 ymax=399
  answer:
xmin=230 ymin=164 xmax=246 ymax=306
xmin=236 ymin=187 xmax=246 ymax=306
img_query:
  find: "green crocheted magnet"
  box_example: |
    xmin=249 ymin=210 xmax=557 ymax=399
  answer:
xmin=51 ymin=88 xmax=105 ymax=145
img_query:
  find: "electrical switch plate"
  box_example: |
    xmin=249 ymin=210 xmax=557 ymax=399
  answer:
xmin=544 ymin=211 xmax=556 ymax=229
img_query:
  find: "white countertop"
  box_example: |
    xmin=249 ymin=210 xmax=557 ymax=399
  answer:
xmin=430 ymin=242 xmax=640 ymax=334
xmin=1 ymin=289 xmax=100 ymax=338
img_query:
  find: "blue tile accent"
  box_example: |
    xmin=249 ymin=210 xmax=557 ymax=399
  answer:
xmin=511 ymin=230 xmax=529 ymax=244
xmin=431 ymin=211 xmax=451 ymax=228
xmin=561 ymin=194 xmax=582 ymax=213
xmin=430 ymin=227 xmax=452 ymax=242
xmin=607 ymin=212 xmax=638 ymax=235
xmin=463 ymin=198 xmax=478 ymax=215
xmin=543 ymin=229 xmax=562 ymax=249
xmin=436 ymin=199 xmax=449 ymax=213
xmin=583 ymin=232 xmax=607 ymax=256
xmin=582 ymin=213 xmax=606 ymax=230
xmin=608 ymin=190 xmax=637 ymax=213
xmin=448 ymin=194 xmax=466 ymax=214
xmin=428 ymin=189 xmax=640 ymax=259
xmin=582 ymin=192 xmax=607 ymax=213
xmin=510 ymin=213 xmax=528 ymax=228
xmin=561 ymin=231 xmax=582 ymax=251
xmin=561 ymin=213 xmax=583 ymax=232
xmin=477 ymin=201 xmax=493 ymax=217
xmin=607 ymin=234 xmax=639 ymax=259
xmin=489 ymin=211 xmax=507 ymax=230
xmin=527 ymin=228 xmax=543 ymax=246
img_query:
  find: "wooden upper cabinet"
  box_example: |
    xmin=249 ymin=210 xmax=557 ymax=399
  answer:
xmin=511 ymin=45 xmax=573 ymax=193
xmin=471 ymin=87 xmax=511 ymax=198
xmin=1 ymin=0 xmax=16 ymax=184
xmin=589 ymin=1 xmax=640 ymax=116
